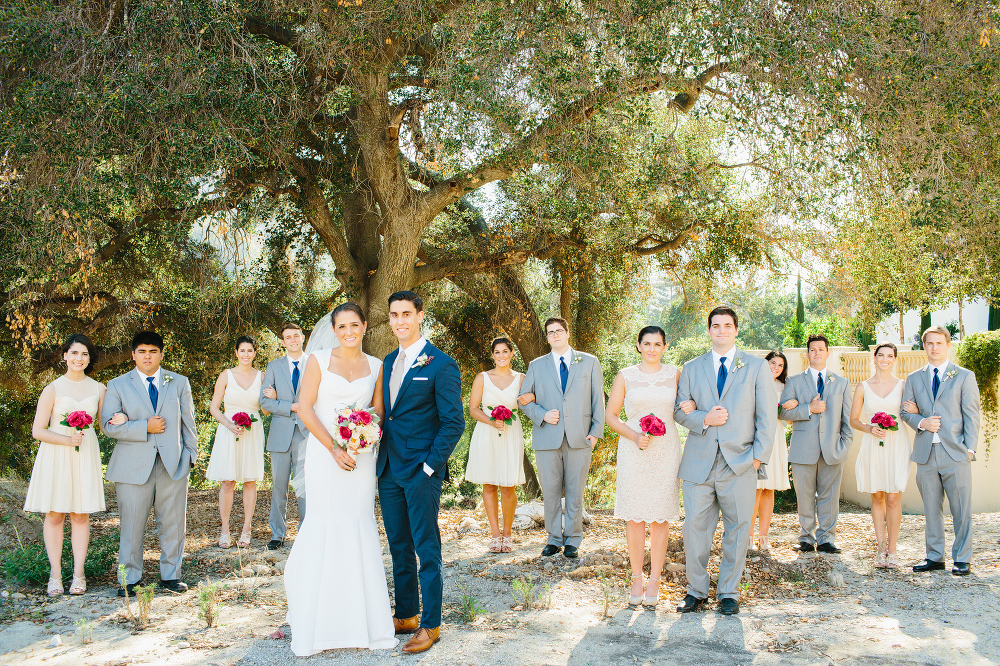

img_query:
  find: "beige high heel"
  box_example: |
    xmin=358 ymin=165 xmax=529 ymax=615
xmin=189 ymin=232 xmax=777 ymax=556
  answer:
xmin=628 ymin=573 xmax=645 ymax=606
xmin=47 ymin=577 xmax=63 ymax=597
xmin=643 ymin=578 xmax=661 ymax=607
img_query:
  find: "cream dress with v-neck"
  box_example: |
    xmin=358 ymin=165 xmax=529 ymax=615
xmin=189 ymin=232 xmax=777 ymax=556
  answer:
xmin=206 ymin=370 xmax=265 ymax=482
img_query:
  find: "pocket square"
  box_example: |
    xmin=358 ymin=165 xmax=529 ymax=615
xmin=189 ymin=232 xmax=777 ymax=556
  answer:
xmin=412 ymin=377 xmax=429 ymax=381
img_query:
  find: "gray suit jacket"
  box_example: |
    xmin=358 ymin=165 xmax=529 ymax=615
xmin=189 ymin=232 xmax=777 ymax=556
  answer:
xmin=519 ymin=350 xmax=605 ymax=450
xmin=674 ymin=350 xmax=776 ymax=484
xmin=780 ymin=369 xmax=853 ymax=466
xmin=901 ymin=363 xmax=981 ymax=464
xmin=102 ymin=369 xmax=198 ymax=484
xmin=260 ymin=356 xmax=306 ymax=453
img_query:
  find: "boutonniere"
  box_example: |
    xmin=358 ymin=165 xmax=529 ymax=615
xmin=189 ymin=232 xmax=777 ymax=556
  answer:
xmin=412 ymin=353 xmax=434 ymax=369
xmin=827 ymin=374 xmax=835 ymax=383
xmin=572 ymin=354 xmax=583 ymax=365
xmin=162 ymin=374 xmax=173 ymax=385
xmin=731 ymin=357 xmax=745 ymax=372
xmin=945 ymin=368 xmax=958 ymax=381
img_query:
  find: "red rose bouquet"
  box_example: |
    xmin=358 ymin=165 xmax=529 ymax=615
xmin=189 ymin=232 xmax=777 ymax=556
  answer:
xmin=231 ymin=412 xmax=259 ymax=435
xmin=870 ymin=412 xmax=899 ymax=447
xmin=639 ymin=414 xmax=667 ymax=437
xmin=334 ymin=404 xmax=382 ymax=462
xmin=488 ymin=405 xmax=518 ymax=437
xmin=60 ymin=410 xmax=93 ymax=452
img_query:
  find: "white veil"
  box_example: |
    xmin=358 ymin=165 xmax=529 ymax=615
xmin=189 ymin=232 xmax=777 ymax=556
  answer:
xmin=304 ymin=311 xmax=340 ymax=355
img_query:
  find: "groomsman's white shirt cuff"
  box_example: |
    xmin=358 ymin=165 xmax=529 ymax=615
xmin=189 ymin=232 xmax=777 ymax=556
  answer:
xmin=423 ymin=463 xmax=434 ymax=476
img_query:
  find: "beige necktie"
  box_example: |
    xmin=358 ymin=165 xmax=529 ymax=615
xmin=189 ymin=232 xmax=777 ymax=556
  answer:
xmin=389 ymin=351 xmax=407 ymax=407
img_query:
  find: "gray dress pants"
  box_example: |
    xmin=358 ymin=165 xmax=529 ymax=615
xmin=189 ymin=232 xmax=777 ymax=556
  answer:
xmin=916 ymin=444 xmax=973 ymax=563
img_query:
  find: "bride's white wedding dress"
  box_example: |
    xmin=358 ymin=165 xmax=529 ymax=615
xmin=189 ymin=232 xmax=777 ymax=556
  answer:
xmin=283 ymin=349 xmax=396 ymax=656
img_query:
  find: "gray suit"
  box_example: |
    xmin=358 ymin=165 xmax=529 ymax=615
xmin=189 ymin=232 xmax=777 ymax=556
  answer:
xmin=103 ymin=369 xmax=197 ymax=584
xmin=901 ymin=363 xmax=980 ymax=563
xmin=519 ymin=349 xmax=605 ymax=548
xmin=780 ymin=369 xmax=853 ymax=546
xmin=260 ymin=355 xmax=308 ymax=541
xmin=674 ymin=350 xmax=776 ymax=600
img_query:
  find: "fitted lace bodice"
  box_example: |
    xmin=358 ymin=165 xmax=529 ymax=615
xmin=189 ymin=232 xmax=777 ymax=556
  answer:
xmin=621 ymin=364 xmax=678 ymax=427
xmin=48 ymin=376 xmax=101 ymax=432
xmin=311 ymin=350 xmax=381 ymax=432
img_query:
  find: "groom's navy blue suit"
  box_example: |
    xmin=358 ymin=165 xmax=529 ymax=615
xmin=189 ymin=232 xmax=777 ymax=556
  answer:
xmin=377 ymin=341 xmax=464 ymax=629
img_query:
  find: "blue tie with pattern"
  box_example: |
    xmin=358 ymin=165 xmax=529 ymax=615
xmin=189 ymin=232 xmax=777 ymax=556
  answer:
xmin=932 ymin=367 xmax=940 ymax=399
xmin=560 ymin=357 xmax=569 ymax=392
xmin=292 ymin=360 xmax=300 ymax=392
xmin=717 ymin=357 xmax=727 ymax=396
xmin=817 ymin=372 xmax=824 ymax=399
xmin=147 ymin=376 xmax=158 ymax=410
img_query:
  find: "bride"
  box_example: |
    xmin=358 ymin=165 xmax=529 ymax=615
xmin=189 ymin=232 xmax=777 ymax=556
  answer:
xmin=283 ymin=302 xmax=397 ymax=655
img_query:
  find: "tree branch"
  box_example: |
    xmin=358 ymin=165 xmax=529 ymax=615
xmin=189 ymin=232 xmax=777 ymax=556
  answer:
xmin=412 ymin=232 xmax=580 ymax=285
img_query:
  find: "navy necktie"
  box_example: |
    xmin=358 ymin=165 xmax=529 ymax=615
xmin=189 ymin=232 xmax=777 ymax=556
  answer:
xmin=933 ymin=367 xmax=940 ymax=399
xmin=717 ymin=357 xmax=727 ymax=396
xmin=292 ymin=360 xmax=300 ymax=392
xmin=559 ymin=357 xmax=569 ymax=392
xmin=817 ymin=372 xmax=824 ymax=399
xmin=147 ymin=376 xmax=158 ymax=410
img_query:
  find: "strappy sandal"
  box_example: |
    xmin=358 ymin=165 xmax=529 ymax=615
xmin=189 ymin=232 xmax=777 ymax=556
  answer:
xmin=643 ymin=577 xmax=661 ymax=607
xmin=47 ymin=577 xmax=63 ymax=597
xmin=501 ymin=536 xmax=514 ymax=553
xmin=219 ymin=531 xmax=232 ymax=549
xmin=884 ymin=553 xmax=899 ymax=569
xmin=628 ymin=573 xmax=644 ymax=607
xmin=69 ymin=576 xmax=86 ymax=595
xmin=237 ymin=530 xmax=252 ymax=548
xmin=488 ymin=537 xmax=503 ymax=554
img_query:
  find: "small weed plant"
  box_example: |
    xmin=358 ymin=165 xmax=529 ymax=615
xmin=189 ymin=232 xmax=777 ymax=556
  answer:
xmin=456 ymin=584 xmax=486 ymax=623
xmin=511 ymin=575 xmax=539 ymax=609
xmin=197 ymin=580 xmax=222 ymax=628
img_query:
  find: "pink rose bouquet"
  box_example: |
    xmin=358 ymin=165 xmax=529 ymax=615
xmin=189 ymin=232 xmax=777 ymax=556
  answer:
xmin=488 ymin=405 xmax=518 ymax=437
xmin=60 ymin=410 xmax=93 ymax=452
xmin=334 ymin=404 xmax=382 ymax=463
xmin=639 ymin=414 xmax=667 ymax=437
xmin=870 ymin=411 xmax=899 ymax=447
xmin=231 ymin=412 xmax=258 ymax=429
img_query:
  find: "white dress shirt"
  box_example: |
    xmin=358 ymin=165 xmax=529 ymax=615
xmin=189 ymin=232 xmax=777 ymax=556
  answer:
xmin=551 ymin=347 xmax=574 ymax=376
xmin=135 ymin=367 xmax=162 ymax=391
xmin=392 ymin=336 xmax=434 ymax=476
xmin=925 ymin=360 xmax=950 ymax=447
xmin=712 ymin=347 xmax=736 ymax=377
xmin=808 ymin=366 xmax=829 ymax=394
xmin=287 ymin=353 xmax=305 ymax=382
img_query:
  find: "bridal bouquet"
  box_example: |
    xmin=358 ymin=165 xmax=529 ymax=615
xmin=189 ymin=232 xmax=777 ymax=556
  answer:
xmin=488 ymin=405 xmax=517 ymax=437
xmin=60 ymin=410 xmax=93 ymax=451
xmin=231 ymin=412 xmax=259 ymax=436
xmin=870 ymin=412 xmax=899 ymax=447
xmin=639 ymin=414 xmax=667 ymax=437
xmin=335 ymin=405 xmax=382 ymax=459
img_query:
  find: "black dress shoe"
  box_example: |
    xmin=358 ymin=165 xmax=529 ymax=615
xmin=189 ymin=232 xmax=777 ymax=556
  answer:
xmin=266 ymin=539 xmax=285 ymax=551
xmin=563 ymin=545 xmax=579 ymax=559
xmin=952 ymin=562 xmax=971 ymax=576
xmin=541 ymin=544 xmax=561 ymax=557
xmin=718 ymin=598 xmax=740 ymax=615
xmin=816 ymin=542 xmax=842 ymax=554
xmin=117 ymin=581 xmax=141 ymax=598
xmin=792 ymin=541 xmax=815 ymax=552
xmin=913 ymin=559 xmax=946 ymax=572
xmin=676 ymin=595 xmax=706 ymax=613
xmin=157 ymin=579 xmax=188 ymax=593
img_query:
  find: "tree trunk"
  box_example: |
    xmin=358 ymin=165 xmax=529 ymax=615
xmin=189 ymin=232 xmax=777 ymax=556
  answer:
xmin=560 ymin=262 xmax=574 ymax=344
xmin=958 ymin=297 xmax=965 ymax=338
xmin=899 ymin=309 xmax=905 ymax=345
xmin=573 ymin=259 xmax=598 ymax=354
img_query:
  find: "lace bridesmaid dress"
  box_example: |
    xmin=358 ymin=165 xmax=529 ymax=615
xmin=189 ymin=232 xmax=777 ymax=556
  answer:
xmin=614 ymin=365 xmax=682 ymax=523
xmin=23 ymin=376 xmax=106 ymax=514
xmin=284 ymin=349 xmax=396 ymax=655
xmin=855 ymin=379 xmax=912 ymax=494
xmin=465 ymin=372 xmax=526 ymax=487
xmin=759 ymin=379 xmax=791 ymax=491
xmin=206 ymin=370 xmax=265 ymax=483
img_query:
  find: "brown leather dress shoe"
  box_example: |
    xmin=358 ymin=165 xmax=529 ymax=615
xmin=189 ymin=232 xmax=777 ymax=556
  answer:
xmin=402 ymin=627 xmax=440 ymax=653
xmin=393 ymin=615 xmax=419 ymax=634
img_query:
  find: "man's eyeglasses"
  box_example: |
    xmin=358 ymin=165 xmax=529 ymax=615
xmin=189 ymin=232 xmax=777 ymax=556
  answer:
xmin=546 ymin=329 xmax=567 ymax=337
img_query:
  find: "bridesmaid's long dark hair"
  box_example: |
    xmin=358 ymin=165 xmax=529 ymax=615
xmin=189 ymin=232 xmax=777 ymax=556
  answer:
xmin=765 ymin=350 xmax=789 ymax=383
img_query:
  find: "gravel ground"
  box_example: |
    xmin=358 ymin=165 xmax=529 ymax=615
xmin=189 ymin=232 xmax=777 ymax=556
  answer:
xmin=2 ymin=498 xmax=999 ymax=666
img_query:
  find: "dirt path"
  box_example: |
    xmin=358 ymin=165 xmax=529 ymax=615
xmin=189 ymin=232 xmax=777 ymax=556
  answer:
xmin=2 ymin=496 xmax=999 ymax=666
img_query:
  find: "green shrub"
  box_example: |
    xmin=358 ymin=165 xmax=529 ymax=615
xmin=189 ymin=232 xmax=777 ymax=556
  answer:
xmin=665 ymin=334 xmax=711 ymax=367
xmin=2 ymin=529 xmax=119 ymax=585
xmin=955 ymin=331 xmax=1000 ymax=455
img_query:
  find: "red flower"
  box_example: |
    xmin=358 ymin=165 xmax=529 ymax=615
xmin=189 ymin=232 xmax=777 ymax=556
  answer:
xmin=65 ymin=411 xmax=93 ymax=429
xmin=339 ymin=425 xmax=353 ymax=440
xmin=490 ymin=405 xmax=513 ymax=421
xmin=639 ymin=414 xmax=667 ymax=437
xmin=232 ymin=412 xmax=253 ymax=428
xmin=350 ymin=410 xmax=373 ymax=425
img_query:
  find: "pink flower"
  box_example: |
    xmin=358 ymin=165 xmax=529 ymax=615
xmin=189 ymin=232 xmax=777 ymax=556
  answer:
xmin=639 ymin=414 xmax=667 ymax=437
xmin=490 ymin=405 xmax=513 ymax=422
xmin=350 ymin=410 xmax=373 ymax=425
xmin=232 ymin=412 xmax=253 ymax=428
xmin=339 ymin=425 xmax=353 ymax=440
xmin=64 ymin=411 xmax=93 ymax=429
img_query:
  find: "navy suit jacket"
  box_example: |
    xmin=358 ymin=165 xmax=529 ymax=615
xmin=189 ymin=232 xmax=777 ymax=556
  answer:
xmin=376 ymin=342 xmax=465 ymax=479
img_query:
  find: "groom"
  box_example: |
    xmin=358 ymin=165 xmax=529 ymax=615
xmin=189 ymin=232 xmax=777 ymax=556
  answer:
xmin=673 ymin=306 xmax=776 ymax=615
xmin=518 ymin=317 xmax=605 ymax=559
xmin=102 ymin=331 xmax=197 ymax=596
xmin=902 ymin=325 xmax=980 ymax=576
xmin=377 ymin=291 xmax=465 ymax=654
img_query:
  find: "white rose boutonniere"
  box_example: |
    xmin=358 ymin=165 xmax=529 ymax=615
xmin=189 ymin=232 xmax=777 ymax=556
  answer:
xmin=162 ymin=374 xmax=173 ymax=385
xmin=412 ymin=353 xmax=434 ymax=369
xmin=572 ymin=354 xmax=583 ymax=365
xmin=731 ymin=357 xmax=745 ymax=372
xmin=945 ymin=368 xmax=958 ymax=381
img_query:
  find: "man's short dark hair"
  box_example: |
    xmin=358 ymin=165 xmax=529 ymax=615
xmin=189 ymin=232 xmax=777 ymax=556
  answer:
xmin=544 ymin=317 xmax=570 ymax=333
xmin=806 ymin=334 xmax=829 ymax=351
xmin=131 ymin=330 xmax=164 ymax=351
xmin=279 ymin=323 xmax=302 ymax=336
xmin=388 ymin=290 xmax=423 ymax=312
xmin=707 ymin=306 xmax=739 ymax=329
